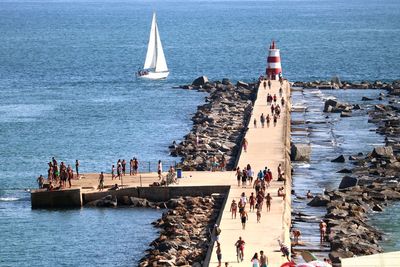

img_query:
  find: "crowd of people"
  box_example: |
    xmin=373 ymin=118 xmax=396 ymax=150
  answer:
xmin=212 ymin=159 xmax=290 ymax=266
xmin=111 ymin=158 xmax=139 ymax=180
xmin=212 ymin=79 xmax=299 ymax=266
xmin=37 ymin=157 xmax=80 ymax=190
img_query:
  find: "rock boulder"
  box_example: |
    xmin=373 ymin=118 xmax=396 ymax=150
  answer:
xmin=290 ymin=143 xmax=311 ymax=161
xmin=192 ymin=76 xmax=209 ymax=86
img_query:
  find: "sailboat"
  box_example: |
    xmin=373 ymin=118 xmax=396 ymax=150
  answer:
xmin=137 ymin=13 xmax=169 ymax=80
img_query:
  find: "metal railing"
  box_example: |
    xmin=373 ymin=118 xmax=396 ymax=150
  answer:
xmin=116 ymin=160 xmax=178 ymax=174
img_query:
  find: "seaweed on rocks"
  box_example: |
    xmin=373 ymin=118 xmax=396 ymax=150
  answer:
xmin=170 ymin=77 xmax=258 ymax=171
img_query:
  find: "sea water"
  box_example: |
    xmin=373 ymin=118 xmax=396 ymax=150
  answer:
xmin=1 ymin=0 xmax=399 ymax=265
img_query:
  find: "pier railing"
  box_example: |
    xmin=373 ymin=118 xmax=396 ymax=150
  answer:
xmin=282 ymin=80 xmax=292 ymax=249
xmin=123 ymin=160 xmax=178 ymax=173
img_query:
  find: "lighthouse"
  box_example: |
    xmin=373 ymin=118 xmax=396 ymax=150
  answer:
xmin=266 ymin=40 xmax=282 ymax=80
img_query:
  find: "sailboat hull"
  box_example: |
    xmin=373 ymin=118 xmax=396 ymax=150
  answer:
xmin=139 ymin=71 xmax=169 ymax=80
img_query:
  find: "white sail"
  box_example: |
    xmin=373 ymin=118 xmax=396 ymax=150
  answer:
xmin=143 ymin=13 xmax=157 ymax=69
xmin=139 ymin=13 xmax=169 ymax=79
xmin=154 ymin=23 xmax=168 ymax=72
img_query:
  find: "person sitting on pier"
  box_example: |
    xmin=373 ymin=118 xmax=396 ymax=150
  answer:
xmin=292 ymin=229 xmax=302 ymax=245
xmin=277 ymin=163 xmax=285 ymax=181
xmin=278 ymin=187 xmax=286 ymax=199
xmin=109 ymin=183 xmax=119 ymax=190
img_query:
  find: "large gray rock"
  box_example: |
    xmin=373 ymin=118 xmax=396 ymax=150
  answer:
xmin=338 ymin=176 xmax=358 ymax=189
xmin=307 ymin=194 xmax=330 ymax=207
xmin=86 ymin=195 xmax=117 ymax=208
xmin=331 ymin=155 xmax=346 ymax=163
xmin=324 ymin=99 xmax=338 ymax=112
xmin=290 ymin=143 xmax=311 ymax=161
xmin=236 ymin=80 xmax=249 ymax=89
xmin=192 ymin=76 xmax=209 ymax=86
xmin=371 ymin=146 xmax=394 ymax=159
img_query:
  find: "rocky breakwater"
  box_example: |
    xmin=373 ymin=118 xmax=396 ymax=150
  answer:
xmin=140 ymin=195 xmax=223 ymax=267
xmin=170 ymin=76 xmax=257 ymax=170
xmin=308 ymin=145 xmax=400 ymax=264
xmin=293 ymin=79 xmax=400 ymax=92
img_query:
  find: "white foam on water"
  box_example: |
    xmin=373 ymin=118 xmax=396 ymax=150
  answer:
xmin=0 ymin=197 xmax=19 ymax=202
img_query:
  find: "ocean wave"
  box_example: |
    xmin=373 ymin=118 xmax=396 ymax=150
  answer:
xmin=0 ymin=197 xmax=20 ymax=202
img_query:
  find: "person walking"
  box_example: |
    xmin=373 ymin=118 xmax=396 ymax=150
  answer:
xmin=251 ymin=253 xmax=260 ymax=267
xmin=111 ymin=164 xmax=115 ymax=180
xmin=260 ymin=250 xmax=269 ymax=267
xmin=240 ymin=209 xmax=248 ymax=230
xmin=98 ymin=172 xmax=104 ymax=191
xmin=157 ymin=160 xmax=163 ymax=180
xmin=243 ymin=138 xmax=248 ymax=153
xmin=236 ymin=167 xmax=242 ymax=186
xmin=230 ymin=199 xmax=238 ymax=219
xmin=249 ymin=192 xmax=255 ymax=212
xmin=216 ymin=242 xmax=222 ymax=267
xmin=260 ymin=113 xmax=265 ymax=128
xmin=235 ymin=237 xmax=245 ymax=262
xmin=266 ymin=193 xmax=272 ymax=212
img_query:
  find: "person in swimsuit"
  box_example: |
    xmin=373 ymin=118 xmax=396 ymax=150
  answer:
xmin=111 ymin=164 xmax=115 ymax=180
xmin=230 ymin=200 xmax=238 ymax=219
xmin=320 ymin=220 xmax=327 ymax=243
xmin=240 ymin=210 xmax=248 ymax=230
xmin=216 ymin=241 xmax=222 ymax=267
xmin=266 ymin=193 xmax=272 ymax=212
xmin=236 ymin=167 xmax=242 ymax=187
xmin=98 ymin=172 xmax=104 ymax=191
xmin=249 ymin=192 xmax=255 ymax=211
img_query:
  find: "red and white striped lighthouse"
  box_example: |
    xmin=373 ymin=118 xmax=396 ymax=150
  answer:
xmin=266 ymin=40 xmax=282 ymax=80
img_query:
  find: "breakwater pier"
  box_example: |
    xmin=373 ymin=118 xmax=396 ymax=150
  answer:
xmin=31 ymin=79 xmax=292 ymax=266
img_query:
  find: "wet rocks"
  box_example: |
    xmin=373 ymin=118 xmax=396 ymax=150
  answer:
xmin=292 ymin=79 xmax=400 ymax=92
xmin=140 ymin=196 xmax=223 ymax=267
xmin=173 ymin=77 xmax=257 ymax=170
xmin=338 ymin=176 xmax=358 ymax=189
xmin=290 ymin=143 xmax=311 ymax=162
xmin=331 ymin=155 xmax=346 ymax=163
xmin=307 ymin=194 xmax=330 ymax=207
xmin=192 ymin=76 xmax=209 ymax=86
xmin=325 ymin=144 xmax=400 ymax=263
xmin=323 ymin=99 xmax=354 ymax=113
xmin=86 ymin=195 xmax=118 ymax=207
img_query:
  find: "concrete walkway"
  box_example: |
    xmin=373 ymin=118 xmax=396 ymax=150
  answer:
xmin=207 ymin=80 xmax=291 ymax=267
